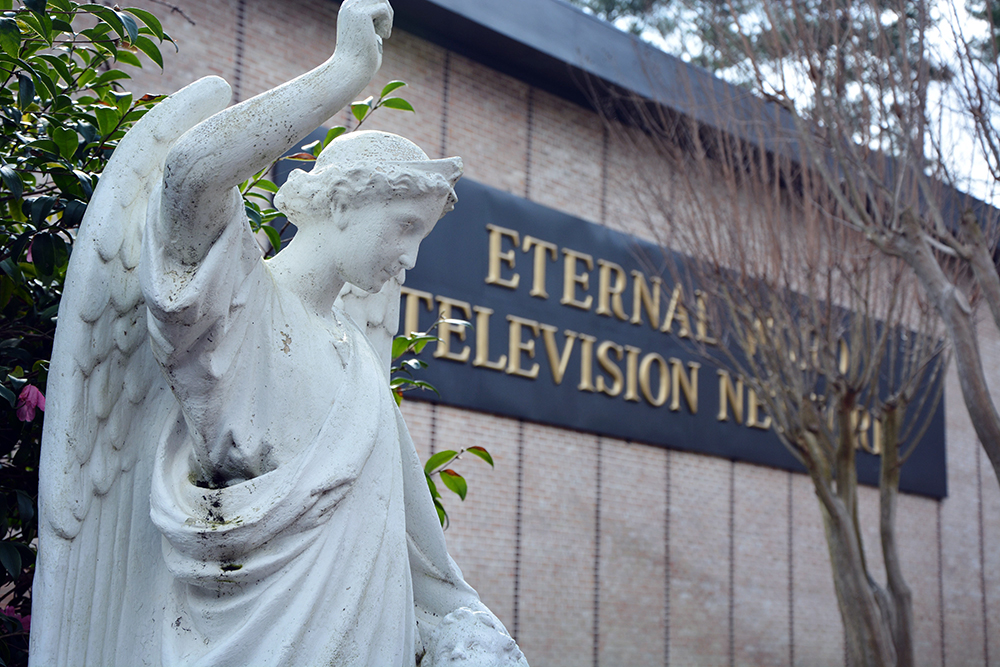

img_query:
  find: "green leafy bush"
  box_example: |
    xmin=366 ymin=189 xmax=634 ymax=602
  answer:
xmin=0 ymin=2 xmax=170 ymax=663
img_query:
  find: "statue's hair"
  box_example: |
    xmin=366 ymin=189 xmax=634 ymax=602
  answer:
xmin=274 ymin=163 xmax=459 ymax=229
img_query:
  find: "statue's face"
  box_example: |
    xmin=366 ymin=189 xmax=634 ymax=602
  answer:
xmin=333 ymin=191 xmax=442 ymax=292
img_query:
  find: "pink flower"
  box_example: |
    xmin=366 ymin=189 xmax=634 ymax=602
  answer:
xmin=25 ymin=240 xmax=32 ymax=262
xmin=15 ymin=384 xmax=44 ymax=422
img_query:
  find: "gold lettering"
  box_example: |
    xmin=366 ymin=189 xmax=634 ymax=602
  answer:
xmin=694 ymin=290 xmax=717 ymax=345
xmin=670 ymin=359 xmax=700 ymax=413
xmin=746 ymin=388 xmax=771 ymax=430
xmin=506 ymin=315 xmax=540 ymax=379
xmin=717 ymin=370 xmax=743 ymax=423
xmin=472 ymin=306 xmax=507 ymax=371
xmin=400 ymin=286 xmax=434 ymax=337
xmin=540 ymin=324 xmax=578 ymax=385
xmin=486 ymin=224 xmax=520 ymax=289
xmin=630 ymin=271 xmax=662 ymax=329
xmin=596 ymin=340 xmax=624 ymax=397
xmin=434 ymin=296 xmax=472 ymax=363
xmin=522 ymin=235 xmax=558 ymax=298
xmin=577 ymin=333 xmax=598 ymax=392
xmin=597 ymin=259 xmax=628 ymax=320
xmin=623 ymin=345 xmax=641 ymax=402
xmin=561 ymin=248 xmax=594 ymax=311
xmin=661 ymin=285 xmax=692 ymax=337
xmin=854 ymin=408 xmax=883 ymax=454
xmin=639 ymin=352 xmax=669 ymax=406
xmin=838 ymin=338 xmax=851 ymax=375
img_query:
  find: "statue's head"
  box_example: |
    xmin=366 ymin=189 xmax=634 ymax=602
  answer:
xmin=423 ymin=607 xmax=528 ymax=667
xmin=275 ymin=130 xmax=462 ymax=228
xmin=273 ymin=131 xmax=463 ymax=291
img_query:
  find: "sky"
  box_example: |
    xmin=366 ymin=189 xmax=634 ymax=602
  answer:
xmin=584 ymin=1 xmax=998 ymax=206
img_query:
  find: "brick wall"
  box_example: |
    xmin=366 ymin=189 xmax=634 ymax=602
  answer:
xmin=121 ymin=1 xmax=1000 ymax=665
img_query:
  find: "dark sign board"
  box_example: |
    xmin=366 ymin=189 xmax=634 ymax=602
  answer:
xmin=399 ymin=180 xmax=947 ymax=498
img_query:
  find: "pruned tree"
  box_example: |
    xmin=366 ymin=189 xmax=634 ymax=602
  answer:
xmin=692 ymin=0 xmax=1000 ymax=489
xmin=598 ymin=73 xmax=947 ymax=665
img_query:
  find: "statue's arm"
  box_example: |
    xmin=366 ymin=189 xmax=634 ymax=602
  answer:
xmin=158 ymin=0 xmax=393 ymax=266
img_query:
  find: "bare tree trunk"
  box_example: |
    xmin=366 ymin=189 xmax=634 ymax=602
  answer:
xmin=819 ymin=494 xmax=897 ymax=667
xmin=897 ymin=215 xmax=1000 ymax=485
xmin=879 ymin=406 xmax=914 ymax=667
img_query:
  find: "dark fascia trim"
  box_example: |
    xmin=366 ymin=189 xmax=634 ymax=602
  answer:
xmin=389 ymin=0 xmax=799 ymax=156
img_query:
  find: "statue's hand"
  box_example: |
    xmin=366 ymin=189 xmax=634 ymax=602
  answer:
xmin=335 ymin=0 xmax=394 ymax=77
xmin=421 ymin=608 xmax=529 ymax=667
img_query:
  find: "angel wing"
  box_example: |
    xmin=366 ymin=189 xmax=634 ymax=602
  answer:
xmin=30 ymin=77 xmax=232 ymax=667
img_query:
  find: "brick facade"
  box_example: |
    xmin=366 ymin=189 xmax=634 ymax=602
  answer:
xmin=122 ymin=1 xmax=1000 ymax=665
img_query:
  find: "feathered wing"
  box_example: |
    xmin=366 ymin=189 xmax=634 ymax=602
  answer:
xmin=30 ymin=77 xmax=231 ymax=667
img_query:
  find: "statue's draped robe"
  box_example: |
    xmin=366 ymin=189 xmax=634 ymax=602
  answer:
xmin=139 ymin=197 xmax=480 ymax=666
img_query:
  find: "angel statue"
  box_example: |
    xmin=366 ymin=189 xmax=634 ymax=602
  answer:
xmin=29 ymin=0 xmax=529 ymax=665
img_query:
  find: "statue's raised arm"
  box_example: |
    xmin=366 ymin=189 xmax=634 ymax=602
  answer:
xmin=158 ymin=0 xmax=392 ymax=266
xmin=33 ymin=0 xmax=529 ymax=663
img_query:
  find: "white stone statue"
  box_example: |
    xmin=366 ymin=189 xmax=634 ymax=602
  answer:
xmin=29 ymin=1 xmax=527 ymax=665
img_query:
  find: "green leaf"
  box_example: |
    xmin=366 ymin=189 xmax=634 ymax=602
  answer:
xmin=114 ymin=49 xmax=142 ymax=68
xmin=51 ymin=126 xmax=78 ymax=160
xmin=408 ymin=380 xmax=439 ymax=395
xmin=0 ymin=165 xmax=21 ymax=199
xmin=466 ymin=446 xmax=494 ymax=467
xmin=94 ymin=106 xmax=120 ymax=136
xmin=16 ymin=72 xmax=33 ymax=110
xmin=29 ymin=196 xmax=56 ymax=226
xmin=300 ymin=139 xmax=321 ymax=156
xmin=37 ymin=54 xmax=71 ymax=85
xmin=24 ymin=0 xmax=46 ymax=14
xmin=15 ymin=490 xmax=33 ymax=525
xmin=400 ymin=358 xmax=428 ymax=373
xmin=434 ymin=497 xmax=447 ymax=527
xmin=91 ymin=70 xmax=131 ymax=88
xmin=0 ymin=18 xmax=19 ymax=58
xmin=0 ymin=385 xmax=14 ymax=408
xmin=409 ymin=336 xmax=437 ymax=354
xmin=31 ymin=232 xmax=54 ymax=275
xmin=425 ymin=471 xmax=440 ymax=499
xmin=117 ymin=11 xmax=139 ymax=44
xmin=323 ymin=125 xmax=346 ymax=147
xmin=0 ymin=542 xmax=20 ymax=580
xmin=380 ymin=97 xmax=414 ymax=112
xmin=262 ymin=225 xmax=282 ymax=254
xmin=244 ymin=203 xmax=262 ymax=229
xmin=253 ymin=179 xmax=278 ymax=194
xmin=7 ymin=234 xmax=29 ymax=264
xmin=439 ymin=469 xmax=467 ymax=500
xmin=51 ymin=17 xmax=72 ymax=33
xmin=62 ymin=199 xmax=86 ymax=228
xmin=83 ymin=4 xmax=127 ymax=40
xmin=351 ymin=102 xmax=369 ymax=123
xmin=424 ymin=450 xmax=459 ymax=474
xmin=380 ymin=80 xmax=407 ymax=97
xmin=133 ymin=35 xmax=162 ymax=68
xmin=124 ymin=7 xmax=164 ymax=41
xmin=391 ymin=336 xmax=410 ymax=360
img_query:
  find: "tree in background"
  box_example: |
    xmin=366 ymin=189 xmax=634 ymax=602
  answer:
xmin=0 ymin=2 xmax=170 ymax=664
xmin=577 ymin=0 xmax=1000 ymax=498
xmin=694 ymin=0 xmax=1000 ymax=490
xmin=603 ymin=83 xmax=945 ymax=665
xmin=588 ymin=0 xmax=1000 ymax=663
